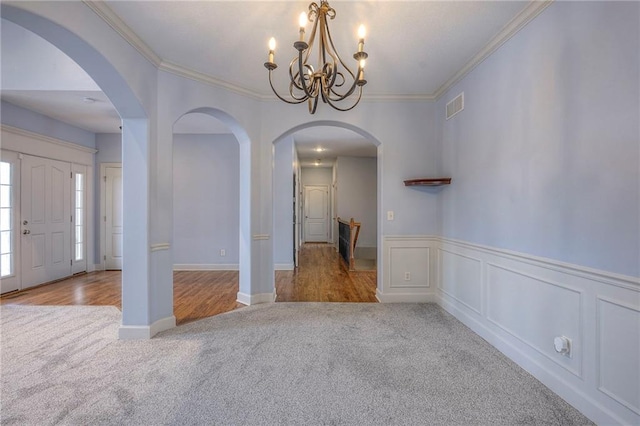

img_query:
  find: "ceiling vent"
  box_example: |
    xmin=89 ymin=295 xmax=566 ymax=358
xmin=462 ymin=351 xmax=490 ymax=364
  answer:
xmin=446 ymin=92 xmax=464 ymax=120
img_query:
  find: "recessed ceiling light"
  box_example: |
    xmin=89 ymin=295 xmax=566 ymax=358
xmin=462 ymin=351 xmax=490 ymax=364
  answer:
xmin=314 ymin=147 xmax=325 ymax=152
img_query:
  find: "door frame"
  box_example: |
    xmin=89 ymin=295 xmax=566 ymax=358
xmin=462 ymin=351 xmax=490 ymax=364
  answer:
xmin=1 ymin=127 xmax=96 ymax=291
xmin=303 ymin=184 xmax=330 ymax=243
xmin=0 ymin=150 xmax=21 ymax=293
xmin=100 ymin=162 xmax=122 ymax=271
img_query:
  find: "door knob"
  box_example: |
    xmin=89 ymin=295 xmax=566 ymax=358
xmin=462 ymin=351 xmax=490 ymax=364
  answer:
xmin=23 ymin=229 xmax=30 ymax=235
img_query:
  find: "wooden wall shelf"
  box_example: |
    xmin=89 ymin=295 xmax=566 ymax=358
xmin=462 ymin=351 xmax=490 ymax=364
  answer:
xmin=404 ymin=178 xmax=452 ymax=187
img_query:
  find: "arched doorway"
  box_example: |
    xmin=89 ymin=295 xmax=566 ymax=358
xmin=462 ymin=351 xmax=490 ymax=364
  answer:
xmin=170 ymin=111 xmax=243 ymax=323
xmin=171 ymin=107 xmax=252 ymax=314
xmin=2 ymin=4 xmax=155 ymax=337
xmin=271 ymin=121 xmax=382 ymax=302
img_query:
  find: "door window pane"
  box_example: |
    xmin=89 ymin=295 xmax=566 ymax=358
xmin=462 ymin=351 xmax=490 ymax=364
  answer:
xmin=74 ymin=172 xmax=84 ymax=262
xmin=0 ymin=162 xmax=12 ymax=277
xmin=0 ymin=185 xmax=10 ymax=208
xmin=0 ymin=163 xmax=10 ymax=185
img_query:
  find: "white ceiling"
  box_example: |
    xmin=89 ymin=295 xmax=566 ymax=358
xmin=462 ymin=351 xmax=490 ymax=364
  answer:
xmin=1 ymin=0 xmax=538 ymax=158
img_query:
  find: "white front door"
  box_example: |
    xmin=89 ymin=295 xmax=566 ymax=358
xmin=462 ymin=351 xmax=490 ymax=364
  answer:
xmin=104 ymin=166 xmax=123 ymax=270
xmin=304 ymin=185 xmax=329 ymax=243
xmin=21 ymin=154 xmax=72 ymax=288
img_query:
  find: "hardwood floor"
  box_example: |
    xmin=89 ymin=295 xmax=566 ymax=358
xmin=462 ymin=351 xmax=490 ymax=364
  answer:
xmin=276 ymin=243 xmax=377 ymax=302
xmin=1 ymin=243 xmax=377 ymax=325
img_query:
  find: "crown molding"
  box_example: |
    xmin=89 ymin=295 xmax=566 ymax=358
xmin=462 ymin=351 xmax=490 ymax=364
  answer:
xmin=158 ymin=60 xmax=263 ymax=101
xmin=84 ymin=0 xmax=552 ymax=103
xmin=433 ymin=0 xmax=554 ymax=101
xmin=1 ymin=125 xmax=98 ymax=154
xmin=82 ymin=0 xmax=162 ymax=67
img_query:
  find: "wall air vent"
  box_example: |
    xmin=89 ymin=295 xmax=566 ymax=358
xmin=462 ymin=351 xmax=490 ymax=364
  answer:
xmin=446 ymin=92 xmax=464 ymax=120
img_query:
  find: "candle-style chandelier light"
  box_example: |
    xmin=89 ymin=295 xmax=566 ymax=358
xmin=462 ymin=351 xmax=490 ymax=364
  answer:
xmin=264 ymin=0 xmax=368 ymax=114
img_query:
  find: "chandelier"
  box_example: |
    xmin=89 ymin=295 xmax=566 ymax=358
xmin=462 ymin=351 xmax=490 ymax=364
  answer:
xmin=264 ymin=1 xmax=368 ymax=114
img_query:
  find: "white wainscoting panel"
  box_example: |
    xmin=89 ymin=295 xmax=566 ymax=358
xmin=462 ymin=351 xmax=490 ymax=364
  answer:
xmin=486 ymin=263 xmax=583 ymax=377
xmin=438 ymin=249 xmax=482 ymax=314
xmin=435 ymin=237 xmax=640 ymax=426
xmin=597 ymin=297 xmax=640 ymax=415
xmin=378 ymin=236 xmax=437 ymax=302
xmin=389 ymin=247 xmax=430 ymax=289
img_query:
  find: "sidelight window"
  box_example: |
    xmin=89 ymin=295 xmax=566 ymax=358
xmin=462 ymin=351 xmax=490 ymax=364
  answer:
xmin=0 ymin=162 xmax=13 ymax=277
xmin=74 ymin=172 xmax=84 ymax=261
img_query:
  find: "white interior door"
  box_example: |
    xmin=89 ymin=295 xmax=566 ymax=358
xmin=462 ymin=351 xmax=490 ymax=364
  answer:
xmin=104 ymin=166 xmax=123 ymax=270
xmin=20 ymin=154 xmax=71 ymax=288
xmin=304 ymin=185 xmax=329 ymax=243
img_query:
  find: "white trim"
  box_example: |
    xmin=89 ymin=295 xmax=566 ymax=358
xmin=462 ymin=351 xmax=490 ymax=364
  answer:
xmin=436 ymin=293 xmax=625 ymax=426
xmin=275 ymin=263 xmax=295 ymax=271
xmin=433 ymin=0 xmax=554 ymax=100
xmin=440 ymin=236 xmax=639 ymax=290
xmin=236 ymin=291 xmax=276 ymax=305
xmin=150 ymin=243 xmax=170 ymax=252
xmin=1 ymin=125 xmax=97 ymax=155
xmin=376 ymin=289 xmax=436 ymax=303
xmin=434 ymin=236 xmax=639 ymax=425
xmin=100 ymin=163 xmax=122 ymax=272
xmin=82 ymin=1 xmax=552 ymax=103
xmin=159 ymin=61 xmax=262 ymax=100
xmin=118 ymin=315 xmax=176 ymax=340
xmin=82 ymin=0 xmax=162 ymax=67
xmin=173 ymin=264 xmax=239 ymax=271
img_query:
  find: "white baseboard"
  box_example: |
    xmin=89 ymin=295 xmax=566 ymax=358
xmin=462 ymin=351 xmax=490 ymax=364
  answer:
xmin=173 ymin=264 xmax=239 ymax=271
xmin=91 ymin=263 xmax=105 ymax=272
xmin=376 ymin=289 xmax=436 ymax=303
xmin=275 ymin=263 xmax=294 ymax=271
xmin=237 ymin=291 xmax=276 ymax=305
xmin=118 ymin=315 xmax=176 ymax=340
xmin=435 ymin=237 xmax=639 ymax=425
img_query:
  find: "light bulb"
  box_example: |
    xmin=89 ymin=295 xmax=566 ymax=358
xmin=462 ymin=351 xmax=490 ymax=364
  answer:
xmin=360 ymin=59 xmax=366 ymax=69
xmin=268 ymin=37 xmax=276 ymax=51
xmin=299 ymin=12 xmax=308 ymax=28
xmin=358 ymin=24 xmax=366 ymax=40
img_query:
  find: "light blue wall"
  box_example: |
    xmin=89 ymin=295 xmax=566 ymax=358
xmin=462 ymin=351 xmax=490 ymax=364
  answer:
xmin=335 ymin=157 xmax=377 ymax=248
xmin=273 ymin=136 xmax=294 ymax=266
xmin=1 ymin=100 xmax=96 ymax=149
xmin=301 ymin=166 xmax=332 ymax=186
xmin=172 ymin=133 xmax=240 ymax=265
xmin=1 ymin=18 xmax=100 ymax=91
xmin=438 ymin=1 xmax=639 ymax=277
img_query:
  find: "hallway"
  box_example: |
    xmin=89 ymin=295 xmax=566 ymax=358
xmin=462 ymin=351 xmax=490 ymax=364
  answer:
xmin=0 ymin=244 xmax=377 ymax=325
xmin=276 ymin=243 xmax=377 ymax=302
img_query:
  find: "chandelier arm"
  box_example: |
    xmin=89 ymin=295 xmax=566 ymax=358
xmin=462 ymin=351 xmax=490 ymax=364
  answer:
xmin=328 ymin=73 xmax=359 ymax=99
xmin=323 ymin=86 xmax=363 ymax=112
xmin=288 ymin=72 xmax=313 ymax=101
xmin=324 ymin=20 xmax=357 ymax=83
xmin=289 ymin=58 xmax=306 ymax=92
xmin=308 ymin=93 xmax=320 ymax=114
xmin=268 ymin=71 xmax=307 ymax=104
xmin=296 ymin=49 xmax=316 ymax=99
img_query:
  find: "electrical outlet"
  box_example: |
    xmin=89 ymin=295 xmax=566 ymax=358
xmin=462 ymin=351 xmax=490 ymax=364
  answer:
xmin=387 ymin=211 xmax=394 ymax=221
xmin=220 ymin=249 xmax=226 ymax=257
xmin=404 ymin=272 xmax=411 ymax=281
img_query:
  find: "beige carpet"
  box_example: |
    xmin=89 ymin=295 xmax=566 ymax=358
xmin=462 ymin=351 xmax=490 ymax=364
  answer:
xmin=1 ymin=303 xmax=593 ymax=425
